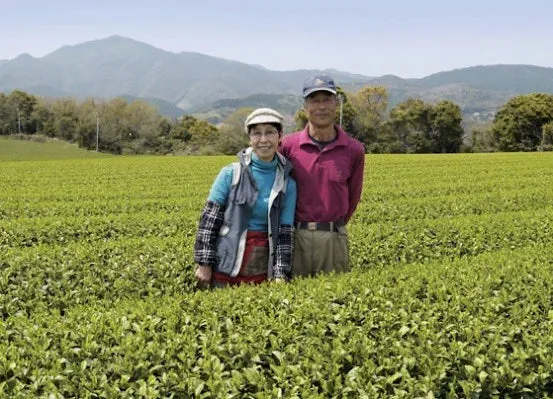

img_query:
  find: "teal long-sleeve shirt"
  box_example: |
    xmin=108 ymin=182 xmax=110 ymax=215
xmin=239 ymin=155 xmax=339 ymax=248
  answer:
xmin=208 ymin=153 xmax=297 ymax=231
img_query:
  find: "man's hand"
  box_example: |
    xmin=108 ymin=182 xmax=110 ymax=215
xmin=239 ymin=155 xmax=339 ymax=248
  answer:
xmin=195 ymin=265 xmax=212 ymax=284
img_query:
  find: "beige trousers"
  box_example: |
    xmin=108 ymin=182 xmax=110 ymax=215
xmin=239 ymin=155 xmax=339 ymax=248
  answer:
xmin=292 ymin=227 xmax=349 ymax=277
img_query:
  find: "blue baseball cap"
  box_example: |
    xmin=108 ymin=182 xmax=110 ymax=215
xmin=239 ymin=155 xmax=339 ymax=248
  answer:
xmin=302 ymin=74 xmax=337 ymax=98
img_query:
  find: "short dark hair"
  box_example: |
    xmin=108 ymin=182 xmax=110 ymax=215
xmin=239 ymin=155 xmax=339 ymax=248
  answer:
xmin=303 ymin=91 xmax=338 ymax=105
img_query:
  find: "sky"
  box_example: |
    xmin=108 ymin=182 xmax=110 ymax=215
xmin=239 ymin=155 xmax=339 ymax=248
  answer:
xmin=1 ymin=0 xmax=552 ymax=78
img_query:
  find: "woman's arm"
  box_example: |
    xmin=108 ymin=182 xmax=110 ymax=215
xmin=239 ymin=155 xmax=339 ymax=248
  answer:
xmin=193 ymin=166 xmax=233 ymax=282
xmin=273 ymin=178 xmax=297 ymax=280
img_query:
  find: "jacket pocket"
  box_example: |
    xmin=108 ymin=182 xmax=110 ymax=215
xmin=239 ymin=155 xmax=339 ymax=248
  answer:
xmin=215 ymin=233 xmax=233 ymax=274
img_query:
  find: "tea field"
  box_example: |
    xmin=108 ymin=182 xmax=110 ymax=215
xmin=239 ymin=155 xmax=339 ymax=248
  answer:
xmin=1 ymin=148 xmax=553 ymax=398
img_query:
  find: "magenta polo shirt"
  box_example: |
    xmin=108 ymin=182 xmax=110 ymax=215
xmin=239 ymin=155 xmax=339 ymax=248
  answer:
xmin=280 ymin=126 xmax=365 ymax=224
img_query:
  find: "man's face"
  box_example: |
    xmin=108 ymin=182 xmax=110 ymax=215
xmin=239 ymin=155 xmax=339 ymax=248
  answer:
xmin=304 ymin=91 xmax=338 ymax=129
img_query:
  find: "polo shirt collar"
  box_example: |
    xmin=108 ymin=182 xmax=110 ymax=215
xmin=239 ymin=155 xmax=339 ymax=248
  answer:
xmin=299 ymin=125 xmax=349 ymax=150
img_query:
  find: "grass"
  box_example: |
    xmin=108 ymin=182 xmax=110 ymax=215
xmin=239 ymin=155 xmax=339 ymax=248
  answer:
xmin=0 ymin=135 xmax=111 ymax=161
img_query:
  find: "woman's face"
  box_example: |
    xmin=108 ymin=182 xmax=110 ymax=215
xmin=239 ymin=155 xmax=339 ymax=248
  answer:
xmin=249 ymin=123 xmax=280 ymax=162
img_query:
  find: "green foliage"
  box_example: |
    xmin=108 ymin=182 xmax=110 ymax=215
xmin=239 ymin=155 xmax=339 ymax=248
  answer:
xmin=50 ymin=98 xmax=80 ymax=142
xmin=336 ymin=87 xmax=358 ymax=137
xmin=492 ymin=93 xmax=553 ymax=151
xmin=0 ymin=93 xmax=16 ymax=134
xmin=465 ymin=121 xmax=496 ymax=153
xmin=169 ymin=115 xmax=220 ymax=155
xmin=430 ymin=100 xmax=464 ymax=153
xmin=349 ymin=86 xmax=388 ymax=144
xmin=1 ymin=153 xmax=553 ymax=399
xmin=0 ymin=90 xmax=39 ymax=135
xmin=540 ymin=121 xmax=553 ymax=151
xmin=294 ymin=107 xmax=308 ymax=130
xmin=386 ymin=98 xmax=433 ymax=153
xmin=0 ymin=136 xmax=111 ymax=161
xmin=32 ymin=98 xmax=57 ymax=137
xmin=5 ymin=84 xmax=553 ymax=159
xmin=0 ymin=89 xmax=225 ymax=155
xmin=2 ymin=245 xmax=553 ymax=396
xmin=216 ymin=108 xmax=252 ymax=155
xmin=382 ymin=99 xmax=464 ymax=153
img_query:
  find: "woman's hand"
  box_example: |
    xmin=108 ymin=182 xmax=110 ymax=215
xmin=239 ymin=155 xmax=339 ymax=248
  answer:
xmin=195 ymin=265 xmax=212 ymax=284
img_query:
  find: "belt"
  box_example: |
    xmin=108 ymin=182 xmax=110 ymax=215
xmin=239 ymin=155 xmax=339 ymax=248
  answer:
xmin=296 ymin=221 xmax=344 ymax=232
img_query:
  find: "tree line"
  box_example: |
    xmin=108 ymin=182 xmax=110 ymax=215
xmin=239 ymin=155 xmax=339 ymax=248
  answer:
xmin=1 ymin=88 xmax=552 ymax=155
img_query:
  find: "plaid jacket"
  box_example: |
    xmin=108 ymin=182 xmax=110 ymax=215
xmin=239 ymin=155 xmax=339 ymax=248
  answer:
xmin=194 ymin=149 xmax=294 ymax=279
xmin=194 ymin=202 xmax=293 ymax=279
xmin=194 ymin=200 xmax=225 ymax=267
xmin=274 ymin=224 xmax=293 ymax=279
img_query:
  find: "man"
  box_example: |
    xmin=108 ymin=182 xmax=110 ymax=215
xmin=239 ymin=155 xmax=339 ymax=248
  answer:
xmin=280 ymin=74 xmax=365 ymax=277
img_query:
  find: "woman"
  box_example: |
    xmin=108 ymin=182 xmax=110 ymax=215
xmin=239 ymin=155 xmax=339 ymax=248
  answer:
xmin=194 ymin=108 xmax=297 ymax=287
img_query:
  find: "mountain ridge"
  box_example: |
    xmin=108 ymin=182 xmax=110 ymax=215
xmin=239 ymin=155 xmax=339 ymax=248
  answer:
xmin=2 ymin=35 xmax=553 ymax=119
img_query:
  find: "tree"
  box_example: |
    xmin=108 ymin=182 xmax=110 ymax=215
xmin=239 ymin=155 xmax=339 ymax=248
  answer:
xmin=387 ymin=98 xmax=433 ymax=153
xmin=540 ymin=121 xmax=553 ymax=151
xmin=125 ymin=100 xmax=164 ymax=141
xmin=385 ymin=98 xmax=465 ymax=153
xmin=170 ymin=115 xmax=219 ymax=154
xmin=73 ymin=99 xmax=98 ymax=149
xmin=429 ymin=100 xmax=464 ymax=153
xmin=51 ymin=98 xmax=79 ymax=141
xmin=293 ymin=107 xmax=308 ymax=130
xmin=0 ymin=93 xmax=15 ymax=134
xmin=468 ymin=123 xmax=496 ymax=153
xmin=8 ymin=90 xmax=38 ymax=134
xmin=122 ymin=100 xmax=170 ymax=153
xmin=492 ymin=93 xmax=553 ymax=151
xmin=0 ymin=90 xmax=39 ymax=134
xmin=0 ymin=89 xmax=216 ymax=155
xmin=32 ymin=99 xmax=57 ymax=137
xmin=336 ymin=87 xmax=357 ymax=137
xmin=217 ymin=107 xmax=252 ymax=154
xmin=349 ymin=86 xmax=388 ymax=146
xmin=96 ymin=98 xmax=131 ymax=153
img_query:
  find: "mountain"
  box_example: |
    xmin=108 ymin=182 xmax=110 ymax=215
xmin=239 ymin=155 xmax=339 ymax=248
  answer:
xmin=418 ymin=64 xmax=553 ymax=93
xmin=2 ymin=35 xmax=553 ymax=120
xmin=195 ymin=65 xmax=553 ymax=121
xmin=0 ymin=35 xmax=369 ymax=112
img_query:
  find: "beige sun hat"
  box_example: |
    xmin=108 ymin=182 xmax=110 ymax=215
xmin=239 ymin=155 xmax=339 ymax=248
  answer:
xmin=244 ymin=108 xmax=284 ymax=134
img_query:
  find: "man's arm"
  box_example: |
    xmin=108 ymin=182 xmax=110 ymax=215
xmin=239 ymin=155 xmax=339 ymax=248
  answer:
xmin=344 ymin=150 xmax=365 ymax=223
